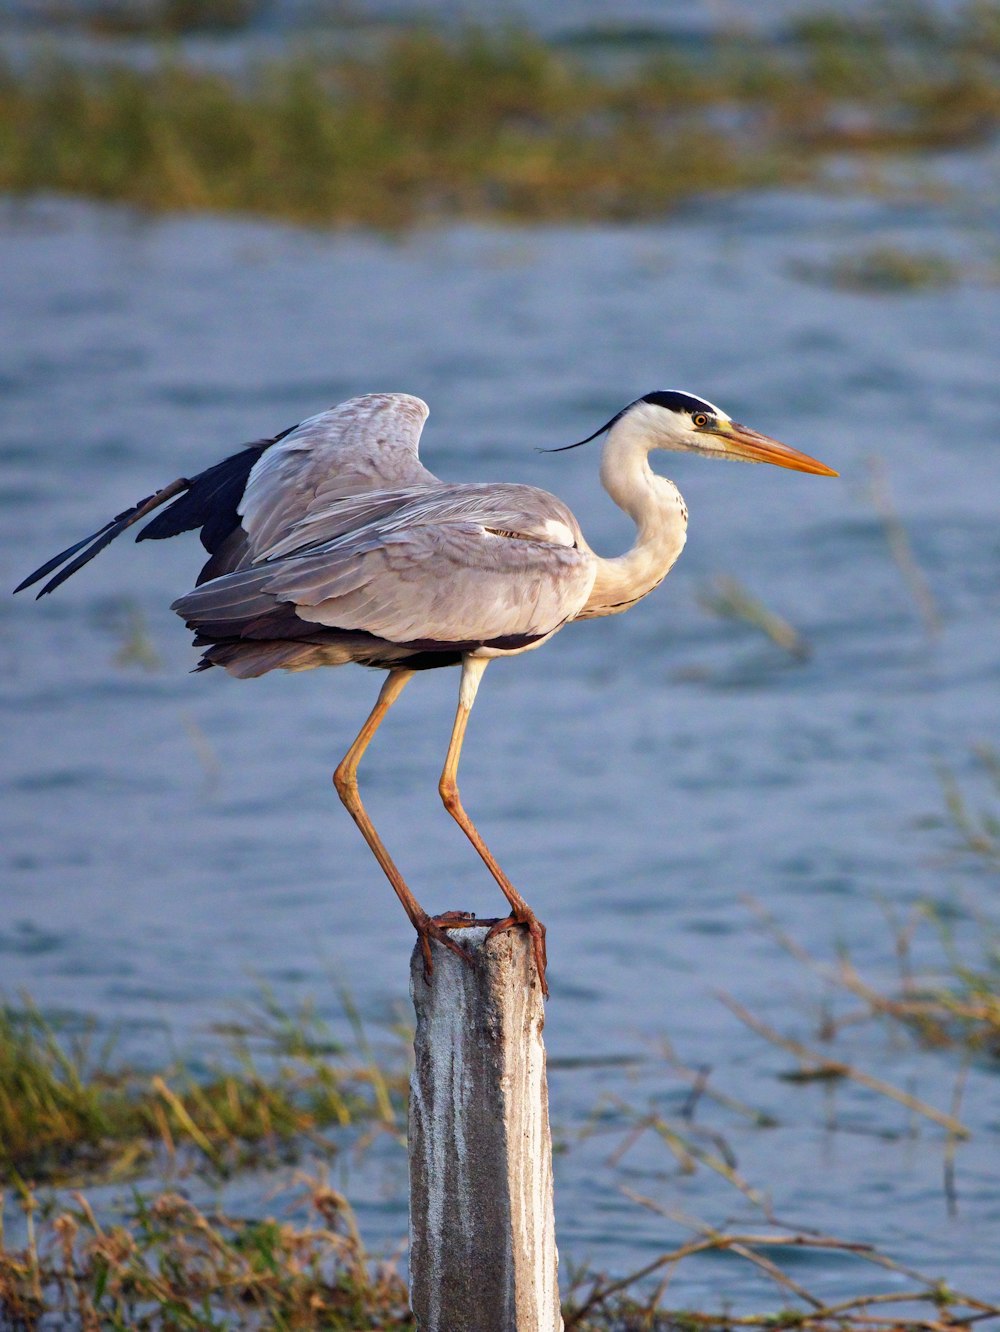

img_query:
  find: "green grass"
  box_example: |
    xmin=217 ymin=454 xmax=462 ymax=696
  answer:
xmin=1 ymin=5 xmax=997 ymax=227
xmin=937 ymin=745 xmax=1000 ymax=870
xmin=0 ymin=993 xmax=406 ymax=1187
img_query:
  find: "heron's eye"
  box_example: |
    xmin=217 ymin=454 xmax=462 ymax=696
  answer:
xmin=692 ymin=413 xmax=709 ymax=428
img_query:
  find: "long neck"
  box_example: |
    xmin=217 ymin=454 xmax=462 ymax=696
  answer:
xmin=578 ymin=411 xmax=688 ymax=619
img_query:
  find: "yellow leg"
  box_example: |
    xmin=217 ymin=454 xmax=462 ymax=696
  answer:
xmin=438 ymin=659 xmax=549 ymax=996
xmin=333 ymin=667 xmax=471 ymax=978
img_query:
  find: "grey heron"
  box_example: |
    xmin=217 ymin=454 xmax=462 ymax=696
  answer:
xmin=16 ymin=391 xmax=836 ymax=995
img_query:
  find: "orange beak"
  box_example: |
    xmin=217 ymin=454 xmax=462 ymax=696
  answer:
xmin=719 ymin=422 xmax=838 ymax=476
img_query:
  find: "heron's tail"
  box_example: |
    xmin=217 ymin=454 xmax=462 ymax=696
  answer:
xmin=191 ymin=637 xmax=329 ymax=677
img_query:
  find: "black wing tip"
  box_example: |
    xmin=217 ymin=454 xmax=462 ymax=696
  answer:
xmin=12 ymin=574 xmax=57 ymax=600
xmin=13 ymin=478 xmax=194 ymax=600
xmin=11 ymin=570 xmax=47 ymax=597
xmin=14 ymin=565 xmax=81 ymax=598
xmin=13 ymin=524 xmax=118 ymax=596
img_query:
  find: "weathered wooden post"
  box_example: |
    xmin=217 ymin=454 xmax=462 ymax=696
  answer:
xmin=408 ymin=924 xmax=561 ymax=1332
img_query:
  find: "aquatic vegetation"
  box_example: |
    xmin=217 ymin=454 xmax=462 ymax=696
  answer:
xmin=105 ymin=601 xmax=163 ymax=672
xmin=2 ymin=944 xmax=998 ymax=1326
xmin=790 ymin=246 xmax=962 ymax=291
xmin=813 ymin=752 xmax=1000 ymax=1059
xmin=0 ymin=38 xmax=756 ymax=226
xmin=697 ymin=575 xmax=811 ymax=660
xmin=744 ymin=892 xmax=1000 ymax=1060
xmin=0 ymin=993 xmax=406 ymax=1186
xmin=564 ymin=1218 xmax=997 ymax=1330
xmin=864 ymin=454 xmax=943 ymax=640
xmin=937 ymin=745 xmax=1000 ymax=871
xmin=0 ymin=4 xmax=997 ymax=226
xmin=1 ymin=1175 xmax=994 ymax=1330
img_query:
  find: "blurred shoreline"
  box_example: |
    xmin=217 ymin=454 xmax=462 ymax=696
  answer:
xmin=1 ymin=5 xmax=997 ymax=228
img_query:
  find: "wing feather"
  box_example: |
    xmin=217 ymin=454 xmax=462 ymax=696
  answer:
xmin=239 ymin=393 xmax=438 ymax=559
xmin=173 ymin=483 xmax=595 ymax=653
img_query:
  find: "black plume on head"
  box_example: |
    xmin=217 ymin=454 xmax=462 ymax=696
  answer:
xmin=539 ymin=400 xmax=641 ymax=454
xmin=540 ymin=388 xmax=719 ymax=454
xmin=640 ymin=389 xmax=719 ymax=415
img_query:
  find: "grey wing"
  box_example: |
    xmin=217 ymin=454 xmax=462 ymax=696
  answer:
xmin=174 ymin=483 xmax=596 ymax=653
xmin=256 ymin=478 xmax=585 ymax=563
xmin=239 ymin=393 xmax=439 ymax=560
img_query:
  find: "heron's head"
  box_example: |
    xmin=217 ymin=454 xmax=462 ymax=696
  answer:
xmin=553 ymin=389 xmax=838 ymax=477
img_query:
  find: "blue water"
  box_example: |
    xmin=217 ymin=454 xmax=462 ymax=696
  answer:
xmin=2 ymin=184 xmax=999 ymax=1310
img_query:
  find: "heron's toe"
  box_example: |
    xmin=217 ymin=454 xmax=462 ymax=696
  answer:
xmin=416 ymin=914 xmax=476 ymax=980
xmin=484 ymin=912 xmax=549 ymax=997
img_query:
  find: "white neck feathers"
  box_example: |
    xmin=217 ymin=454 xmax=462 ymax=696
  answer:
xmin=577 ymin=408 xmax=689 ymax=619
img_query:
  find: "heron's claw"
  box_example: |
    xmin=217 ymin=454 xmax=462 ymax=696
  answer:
xmin=416 ymin=913 xmax=476 ymax=982
xmin=485 ymin=912 xmax=549 ymax=998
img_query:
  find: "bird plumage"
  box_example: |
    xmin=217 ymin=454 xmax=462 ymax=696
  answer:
xmin=18 ymin=389 xmax=835 ymax=674
xmin=174 ymin=480 xmax=593 ymax=677
xmin=16 ymin=389 xmax=836 ymax=994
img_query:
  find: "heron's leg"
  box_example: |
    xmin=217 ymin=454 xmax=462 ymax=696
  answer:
xmin=333 ymin=667 xmax=471 ymax=979
xmin=438 ymin=658 xmax=549 ymax=996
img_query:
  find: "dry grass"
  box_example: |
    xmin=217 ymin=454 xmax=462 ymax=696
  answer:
xmin=742 ymin=890 xmax=1000 ymax=1063
xmin=564 ymin=1213 xmax=999 ymax=1331
xmin=3 ymin=1175 xmax=995 ymax=1331
xmin=0 ymin=1177 xmax=413 ymax=1329
xmin=0 ymin=5 xmax=997 ymax=227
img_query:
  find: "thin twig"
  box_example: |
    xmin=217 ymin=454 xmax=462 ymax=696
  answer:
xmin=622 ymin=1192 xmax=824 ymax=1308
xmin=698 ymin=574 xmax=811 ymax=659
xmin=654 ymin=1033 xmax=780 ymax=1126
xmin=565 ymin=1201 xmax=1000 ymax=1330
xmin=603 ymin=1094 xmax=770 ymax=1213
xmin=717 ymin=993 xmax=970 ymax=1138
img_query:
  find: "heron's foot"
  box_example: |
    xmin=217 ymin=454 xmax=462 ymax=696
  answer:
xmin=431 ymin=909 xmax=478 ymax=926
xmin=485 ymin=911 xmax=549 ymax=998
xmin=415 ymin=913 xmax=476 ymax=982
